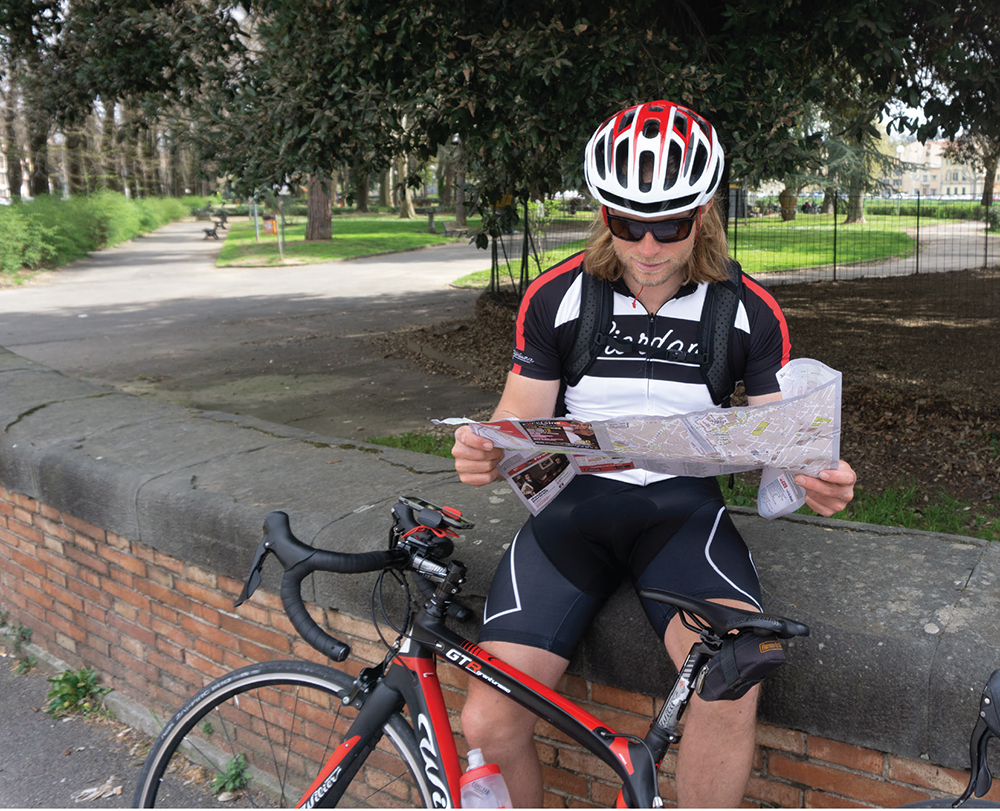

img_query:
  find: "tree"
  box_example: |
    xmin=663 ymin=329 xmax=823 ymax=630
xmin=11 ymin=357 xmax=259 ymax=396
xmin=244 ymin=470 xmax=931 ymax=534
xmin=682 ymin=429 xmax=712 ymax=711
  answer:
xmin=914 ymin=3 xmax=1000 ymax=208
xmin=945 ymin=137 xmax=1000 ymax=207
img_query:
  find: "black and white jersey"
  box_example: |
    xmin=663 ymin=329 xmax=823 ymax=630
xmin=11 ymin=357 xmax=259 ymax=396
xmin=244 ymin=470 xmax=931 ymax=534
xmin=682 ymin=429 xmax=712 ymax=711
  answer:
xmin=510 ymin=252 xmax=791 ymax=484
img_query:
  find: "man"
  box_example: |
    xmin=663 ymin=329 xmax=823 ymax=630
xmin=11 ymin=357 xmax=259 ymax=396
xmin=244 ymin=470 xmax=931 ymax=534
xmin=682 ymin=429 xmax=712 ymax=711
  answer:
xmin=452 ymin=100 xmax=856 ymax=807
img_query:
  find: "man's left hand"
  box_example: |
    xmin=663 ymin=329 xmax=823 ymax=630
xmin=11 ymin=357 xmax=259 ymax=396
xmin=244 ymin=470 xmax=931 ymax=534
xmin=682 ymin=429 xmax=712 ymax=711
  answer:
xmin=795 ymin=460 xmax=857 ymax=517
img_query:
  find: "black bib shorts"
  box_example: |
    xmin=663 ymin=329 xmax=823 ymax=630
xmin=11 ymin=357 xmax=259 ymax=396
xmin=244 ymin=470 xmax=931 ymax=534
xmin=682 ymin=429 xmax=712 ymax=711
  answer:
xmin=478 ymin=475 xmax=763 ymax=659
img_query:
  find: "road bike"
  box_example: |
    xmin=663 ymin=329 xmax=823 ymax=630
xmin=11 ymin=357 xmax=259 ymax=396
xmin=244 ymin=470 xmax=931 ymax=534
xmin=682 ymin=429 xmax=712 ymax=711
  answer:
xmin=132 ymin=496 xmax=999 ymax=808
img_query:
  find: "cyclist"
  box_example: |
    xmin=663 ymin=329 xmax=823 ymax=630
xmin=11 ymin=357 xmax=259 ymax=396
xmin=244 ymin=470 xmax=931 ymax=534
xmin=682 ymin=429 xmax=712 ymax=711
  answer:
xmin=452 ymin=100 xmax=856 ymax=807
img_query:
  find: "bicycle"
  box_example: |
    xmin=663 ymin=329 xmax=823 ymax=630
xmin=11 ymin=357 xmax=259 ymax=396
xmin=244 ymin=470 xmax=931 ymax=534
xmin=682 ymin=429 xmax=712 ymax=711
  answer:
xmin=131 ymin=496 xmax=995 ymax=808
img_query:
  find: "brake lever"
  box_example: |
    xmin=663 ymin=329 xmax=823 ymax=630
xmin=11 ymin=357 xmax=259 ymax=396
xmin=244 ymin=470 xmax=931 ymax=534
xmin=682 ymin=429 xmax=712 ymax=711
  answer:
xmin=233 ymin=536 xmax=272 ymax=608
xmin=953 ymin=669 xmax=1000 ymax=807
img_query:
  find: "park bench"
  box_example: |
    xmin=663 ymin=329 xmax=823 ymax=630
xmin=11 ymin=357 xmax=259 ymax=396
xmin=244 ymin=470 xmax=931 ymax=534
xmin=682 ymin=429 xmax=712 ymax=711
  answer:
xmin=443 ymin=221 xmax=469 ymax=238
xmin=214 ymin=210 xmax=228 ymax=228
xmin=202 ymin=224 xmax=220 ymax=239
xmin=194 ymin=204 xmax=213 ymax=220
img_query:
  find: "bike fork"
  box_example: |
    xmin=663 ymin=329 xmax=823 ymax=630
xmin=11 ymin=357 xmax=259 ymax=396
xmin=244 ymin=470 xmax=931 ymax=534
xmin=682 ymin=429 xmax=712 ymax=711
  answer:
xmin=296 ymin=681 xmax=404 ymax=809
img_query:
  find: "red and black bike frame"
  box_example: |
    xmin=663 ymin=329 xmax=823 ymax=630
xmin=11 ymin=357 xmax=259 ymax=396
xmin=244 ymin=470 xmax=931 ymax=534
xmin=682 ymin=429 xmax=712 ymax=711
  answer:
xmin=299 ymin=609 xmax=711 ymax=808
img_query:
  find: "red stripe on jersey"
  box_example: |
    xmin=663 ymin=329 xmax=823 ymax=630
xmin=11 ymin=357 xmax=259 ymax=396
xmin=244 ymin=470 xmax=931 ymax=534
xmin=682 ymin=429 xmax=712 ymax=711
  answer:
xmin=742 ymin=274 xmax=791 ymax=367
xmin=512 ymin=252 xmax=586 ymax=375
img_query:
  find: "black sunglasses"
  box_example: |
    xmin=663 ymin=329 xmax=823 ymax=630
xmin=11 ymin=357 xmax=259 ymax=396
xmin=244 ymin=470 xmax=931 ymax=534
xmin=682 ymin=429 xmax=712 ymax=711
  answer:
xmin=606 ymin=211 xmax=697 ymax=243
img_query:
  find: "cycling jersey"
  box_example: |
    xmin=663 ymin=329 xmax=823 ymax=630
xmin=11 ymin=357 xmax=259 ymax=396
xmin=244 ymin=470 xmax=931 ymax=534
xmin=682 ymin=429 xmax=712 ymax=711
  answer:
xmin=510 ymin=254 xmax=790 ymax=485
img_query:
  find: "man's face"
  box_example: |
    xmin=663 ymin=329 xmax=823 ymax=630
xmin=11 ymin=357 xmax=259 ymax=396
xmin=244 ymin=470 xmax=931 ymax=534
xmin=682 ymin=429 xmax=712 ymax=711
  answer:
xmin=608 ymin=206 xmax=703 ymax=291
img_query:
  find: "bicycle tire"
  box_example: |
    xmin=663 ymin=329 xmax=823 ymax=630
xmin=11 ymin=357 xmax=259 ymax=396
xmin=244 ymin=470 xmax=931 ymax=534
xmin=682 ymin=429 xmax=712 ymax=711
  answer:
xmin=132 ymin=660 xmax=434 ymax=808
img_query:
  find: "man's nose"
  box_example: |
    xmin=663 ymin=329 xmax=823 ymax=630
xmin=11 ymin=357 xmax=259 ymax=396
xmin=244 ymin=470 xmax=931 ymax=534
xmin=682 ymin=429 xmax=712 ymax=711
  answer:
xmin=637 ymin=231 xmax=661 ymax=255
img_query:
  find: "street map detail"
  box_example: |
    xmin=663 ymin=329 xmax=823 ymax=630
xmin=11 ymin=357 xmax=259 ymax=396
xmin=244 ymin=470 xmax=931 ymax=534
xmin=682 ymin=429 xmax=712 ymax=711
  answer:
xmin=437 ymin=358 xmax=841 ymax=519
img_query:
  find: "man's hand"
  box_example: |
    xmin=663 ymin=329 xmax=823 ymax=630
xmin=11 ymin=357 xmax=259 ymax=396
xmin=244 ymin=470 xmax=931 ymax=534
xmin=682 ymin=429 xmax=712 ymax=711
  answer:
xmin=452 ymin=425 xmax=505 ymax=487
xmin=795 ymin=460 xmax=857 ymax=517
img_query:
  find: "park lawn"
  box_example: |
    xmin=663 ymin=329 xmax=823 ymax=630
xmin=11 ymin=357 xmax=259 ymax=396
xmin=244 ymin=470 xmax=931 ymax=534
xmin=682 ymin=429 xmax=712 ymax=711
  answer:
xmin=728 ymin=213 xmax=917 ymax=273
xmin=453 ymin=213 xmax=918 ymax=288
xmin=452 ymin=238 xmax=590 ymax=289
xmin=216 ymin=214 xmax=481 ymax=266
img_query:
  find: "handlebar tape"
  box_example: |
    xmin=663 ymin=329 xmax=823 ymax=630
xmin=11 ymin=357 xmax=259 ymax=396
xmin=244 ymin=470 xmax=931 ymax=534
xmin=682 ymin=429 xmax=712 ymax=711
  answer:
xmin=263 ymin=511 xmax=407 ymax=661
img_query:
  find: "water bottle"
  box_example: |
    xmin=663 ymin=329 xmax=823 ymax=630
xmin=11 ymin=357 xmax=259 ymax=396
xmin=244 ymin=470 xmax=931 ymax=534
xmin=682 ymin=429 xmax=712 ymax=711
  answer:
xmin=459 ymin=748 xmax=512 ymax=808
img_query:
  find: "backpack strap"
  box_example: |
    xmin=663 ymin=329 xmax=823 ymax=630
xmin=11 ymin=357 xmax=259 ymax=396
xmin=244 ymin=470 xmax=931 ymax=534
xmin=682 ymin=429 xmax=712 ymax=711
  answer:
xmin=558 ymin=259 xmax=744 ymax=411
xmin=700 ymin=259 xmax=743 ymax=407
xmin=563 ymin=268 xmax=613 ymax=388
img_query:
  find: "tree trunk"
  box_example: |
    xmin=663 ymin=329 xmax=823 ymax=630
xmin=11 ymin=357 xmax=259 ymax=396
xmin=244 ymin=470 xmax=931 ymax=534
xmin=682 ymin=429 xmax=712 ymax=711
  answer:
xmin=778 ymin=187 xmax=797 ymax=221
xmin=438 ymin=148 xmax=453 ymax=209
xmin=378 ymin=168 xmax=390 ymax=207
xmin=305 ymin=173 xmax=332 ymax=240
xmin=65 ymin=130 xmax=86 ymax=196
xmin=2 ymin=88 xmax=23 ymax=200
xmin=843 ymin=184 xmax=866 ymax=224
xmin=820 ymin=187 xmax=835 ymax=215
xmin=981 ymin=149 xmax=998 ymax=208
xmin=27 ymin=127 xmax=50 ymax=197
xmin=454 ymin=138 xmax=466 ymax=225
xmin=397 ymin=156 xmax=416 ymax=219
xmin=353 ymin=168 xmax=369 ymax=212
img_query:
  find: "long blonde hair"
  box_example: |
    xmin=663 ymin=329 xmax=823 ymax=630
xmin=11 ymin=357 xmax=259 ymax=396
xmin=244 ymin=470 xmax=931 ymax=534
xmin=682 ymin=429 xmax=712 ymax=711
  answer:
xmin=584 ymin=201 xmax=731 ymax=285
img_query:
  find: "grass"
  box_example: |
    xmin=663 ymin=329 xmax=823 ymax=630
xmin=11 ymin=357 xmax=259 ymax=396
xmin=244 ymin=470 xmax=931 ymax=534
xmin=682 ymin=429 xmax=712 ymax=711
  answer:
xmin=449 ymin=212 xmax=919 ymax=289
xmin=728 ymin=214 xmax=917 ymax=273
xmin=215 ymin=214 xmax=482 ymax=267
xmin=451 ymin=238 xmax=589 ymax=289
xmin=363 ymin=434 xmax=999 ymax=542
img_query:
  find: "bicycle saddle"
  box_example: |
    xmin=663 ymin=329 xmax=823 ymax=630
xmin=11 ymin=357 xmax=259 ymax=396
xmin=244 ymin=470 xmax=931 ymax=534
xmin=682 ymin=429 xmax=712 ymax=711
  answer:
xmin=639 ymin=589 xmax=810 ymax=639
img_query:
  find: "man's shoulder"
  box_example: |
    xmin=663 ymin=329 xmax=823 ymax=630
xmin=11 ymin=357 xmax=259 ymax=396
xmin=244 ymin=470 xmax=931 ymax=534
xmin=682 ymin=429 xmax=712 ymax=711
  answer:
xmin=519 ymin=251 xmax=589 ymax=312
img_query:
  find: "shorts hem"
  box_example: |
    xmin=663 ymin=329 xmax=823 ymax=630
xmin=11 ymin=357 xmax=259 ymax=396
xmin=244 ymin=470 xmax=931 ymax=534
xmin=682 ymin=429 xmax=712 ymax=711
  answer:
xmin=477 ymin=628 xmax=576 ymax=661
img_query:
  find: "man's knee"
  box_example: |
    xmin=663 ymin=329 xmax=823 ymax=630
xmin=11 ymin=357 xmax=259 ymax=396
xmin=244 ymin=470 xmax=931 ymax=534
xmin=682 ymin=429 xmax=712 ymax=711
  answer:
xmin=461 ymin=688 xmax=537 ymax=747
xmin=687 ymin=683 xmax=759 ymax=732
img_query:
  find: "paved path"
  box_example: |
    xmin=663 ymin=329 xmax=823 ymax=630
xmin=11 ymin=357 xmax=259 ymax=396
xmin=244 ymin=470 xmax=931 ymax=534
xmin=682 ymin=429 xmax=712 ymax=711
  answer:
xmin=0 ymin=218 xmax=501 ymax=437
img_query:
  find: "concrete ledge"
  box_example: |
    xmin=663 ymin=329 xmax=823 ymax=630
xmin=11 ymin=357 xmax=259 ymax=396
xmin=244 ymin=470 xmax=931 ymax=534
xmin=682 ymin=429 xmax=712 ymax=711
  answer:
xmin=1 ymin=345 xmax=997 ymax=770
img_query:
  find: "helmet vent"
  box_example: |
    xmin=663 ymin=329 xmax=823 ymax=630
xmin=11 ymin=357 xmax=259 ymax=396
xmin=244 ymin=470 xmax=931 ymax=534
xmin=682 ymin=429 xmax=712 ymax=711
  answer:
xmin=594 ymin=139 xmax=607 ymax=180
xmin=642 ymin=120 xmax=660 ymax=139
xmin=691 ymin=144 xmax=708 ymax=181
xmin=664 ymin=142 xmax=682 ymax=191
xmin=618 ymin=111 xmax=636 ymax=133
xmin=674 ymin=112 xmax=689 ymax=138
xmin=615 ymin=141 xmax=630 ymax=187
xmin=638 ymin=152 xmax=654 ymax=192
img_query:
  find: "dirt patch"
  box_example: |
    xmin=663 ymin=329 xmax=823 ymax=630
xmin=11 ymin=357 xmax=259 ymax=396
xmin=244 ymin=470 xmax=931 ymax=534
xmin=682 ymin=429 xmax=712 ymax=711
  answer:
xmin=373 ymin=269 xmax=1000 ymax=537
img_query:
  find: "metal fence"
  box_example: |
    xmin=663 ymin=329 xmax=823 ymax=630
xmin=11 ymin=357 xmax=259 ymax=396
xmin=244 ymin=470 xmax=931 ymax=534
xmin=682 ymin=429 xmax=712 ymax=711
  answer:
xmin=487 ymin=193 xmax=1000 ymax=400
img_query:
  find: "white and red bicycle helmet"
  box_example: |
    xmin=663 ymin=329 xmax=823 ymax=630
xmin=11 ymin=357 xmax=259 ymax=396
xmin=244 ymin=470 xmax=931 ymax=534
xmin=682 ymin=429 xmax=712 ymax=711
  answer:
xmin=584 ymin=100 xmax=724 ymax=218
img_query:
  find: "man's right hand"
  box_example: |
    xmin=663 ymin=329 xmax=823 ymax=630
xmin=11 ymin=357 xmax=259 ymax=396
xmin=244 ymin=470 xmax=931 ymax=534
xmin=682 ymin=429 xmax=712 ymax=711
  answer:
xmin=452 ymin=425 xmax=505 ymax=486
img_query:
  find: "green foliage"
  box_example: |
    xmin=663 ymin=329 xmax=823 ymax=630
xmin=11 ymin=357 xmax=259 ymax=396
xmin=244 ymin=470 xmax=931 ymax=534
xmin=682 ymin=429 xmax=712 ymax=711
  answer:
xmin=987 ymin=207 xmax=1000 ymax=232
xmin=0 ymin=204 xmax=55 ymax=273
xmin=0 ymin=615 xmax=36 ymax=674
xmin=863 ymin=202 xmax=987 ymax=219
xmin=0 ymin=194 xmax=194 ymax=274
xmin=211 ymin=753 xmax=250 ymax=796
xmin=46 ymin=667 xmax=111 ymax=718
xmin=365 ymin=433 xmax=454 ymax=458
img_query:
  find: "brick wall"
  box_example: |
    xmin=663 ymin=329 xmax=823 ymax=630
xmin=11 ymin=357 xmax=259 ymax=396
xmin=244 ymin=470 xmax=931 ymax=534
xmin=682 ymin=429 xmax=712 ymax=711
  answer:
xmin=2 ymin=484 xmax=996 ymax=808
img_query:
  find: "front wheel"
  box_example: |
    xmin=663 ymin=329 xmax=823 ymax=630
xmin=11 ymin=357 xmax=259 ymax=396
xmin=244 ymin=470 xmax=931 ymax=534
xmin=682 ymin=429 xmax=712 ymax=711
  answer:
xmin=132 ymin=660 xmax=434 ymax=808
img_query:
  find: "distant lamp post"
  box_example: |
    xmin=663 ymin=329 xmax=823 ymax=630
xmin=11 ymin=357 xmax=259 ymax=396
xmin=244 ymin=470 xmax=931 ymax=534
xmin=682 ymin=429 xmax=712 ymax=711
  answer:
xmin=277 ymin=182 xmax=292 ymax=261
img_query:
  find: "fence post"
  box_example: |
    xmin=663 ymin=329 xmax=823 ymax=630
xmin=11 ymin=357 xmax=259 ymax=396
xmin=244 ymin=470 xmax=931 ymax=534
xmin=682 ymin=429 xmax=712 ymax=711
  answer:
xmin=832 ymin=191 xmax=838 ymax=281
xmin=519 ymin=198 xmax=530 ymax=296
xmin=732 ymin=203 xmax=738 ymax=261
xmin=985 ymin=201 xmax=991 ymax=270
xmin=915 ymin=191 xmax=921 ymax=275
